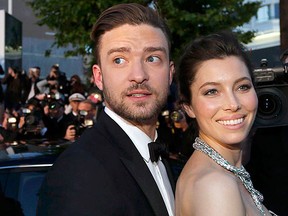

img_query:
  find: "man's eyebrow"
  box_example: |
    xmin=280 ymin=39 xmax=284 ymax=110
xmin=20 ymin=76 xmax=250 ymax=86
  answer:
xmin=144 ymin=46 xmax=167 ymax=55
xmin=107 ymin=47 xmax=131 ymax=55
xmin=107 ymin=46 xmax=167 ymax=56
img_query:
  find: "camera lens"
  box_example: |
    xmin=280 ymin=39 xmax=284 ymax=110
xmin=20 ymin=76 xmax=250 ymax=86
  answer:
xmin=257 ymin=92 xmax=281 ymax=119
xmin=49 ymin=103 xmax=56 ymax=110
xmin=170 ymin=110 xmax=183 ymax=122
xmin=254 ymin=87 xmax=288 ymax=128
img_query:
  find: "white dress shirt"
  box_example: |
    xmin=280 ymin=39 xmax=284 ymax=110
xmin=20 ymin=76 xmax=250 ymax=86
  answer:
xmin=105 ymin=107 xmax=175 ymax=216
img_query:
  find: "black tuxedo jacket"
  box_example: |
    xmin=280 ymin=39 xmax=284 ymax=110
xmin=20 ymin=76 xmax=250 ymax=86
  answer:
xmin=37 ymin=111 xmax=175 ymax=216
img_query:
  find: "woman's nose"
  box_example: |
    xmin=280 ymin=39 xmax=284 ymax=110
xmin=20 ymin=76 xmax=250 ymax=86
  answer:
xmin=223 ymin=93 xmax=241 ymax=111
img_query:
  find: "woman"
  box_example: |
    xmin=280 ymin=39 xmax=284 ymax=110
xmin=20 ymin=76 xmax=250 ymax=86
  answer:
xmin=175 ymin=31 xmax=277 ymax=216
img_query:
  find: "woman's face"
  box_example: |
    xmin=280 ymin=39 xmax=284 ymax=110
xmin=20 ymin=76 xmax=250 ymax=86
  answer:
xmin=184 ymin=56 xmax=258 ymax=148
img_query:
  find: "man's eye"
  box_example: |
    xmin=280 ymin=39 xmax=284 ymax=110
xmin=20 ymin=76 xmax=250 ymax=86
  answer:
xmin=147 ymin=56 xmax=160 ymax=63
xmin=114 ymin=58 xmax=125 ymax=64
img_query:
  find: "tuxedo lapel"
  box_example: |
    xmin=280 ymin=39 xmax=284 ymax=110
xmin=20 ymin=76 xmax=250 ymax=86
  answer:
xmin=120 ymin=156 xmax=169 ymax=216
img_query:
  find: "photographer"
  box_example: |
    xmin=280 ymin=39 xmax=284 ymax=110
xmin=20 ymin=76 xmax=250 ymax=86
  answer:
xmin=243 ymin=53 xmax=288 ymax=215
xmin=0 ymin=109 xmax=20 ymax=143
xmin=1 ymin=66 xmax=25 ymax=112
xmin=65 ymin=99 xmax=99 ymax=142
xmin=22 ymin=66 xmax=41 ymax=102
xmin=0 ymin=98 xmax=46 ymax=143
xmin=17 ymin=98 xmax=45 ymax=140
xmin=158 ymin=109 xmax=194 ymax=160
xmin=41 ymin=98 xmax=72 ymax=141
xmin=37 ymin=64 xmax=69 ymax=99
xmin=65 ymin=93 xmax=86 ymax=122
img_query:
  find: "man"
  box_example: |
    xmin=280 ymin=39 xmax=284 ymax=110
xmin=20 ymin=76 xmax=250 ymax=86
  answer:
xmin=65 ymin=99 xmax=97 ymax=141
xmin=37 ymin=3 xmax=175 ymax=216
xmin=65 ymin=93 xmax=86 ymax=121
xmin=1 ymin=66 xmax=24 ymax=111
xmin=37 ymin=64 xmax=68 ymax=97
xmin=41 ymin=99 xmax=71 ymax=141
xmin=23 ymin=66 xmax=41 ymax=102
xmin=77 ymin=99 xmax=98 ymax=123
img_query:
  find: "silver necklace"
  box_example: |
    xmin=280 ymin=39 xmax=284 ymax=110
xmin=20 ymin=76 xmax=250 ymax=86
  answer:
xmin=193 ymin=137 xmax=265 ymax=215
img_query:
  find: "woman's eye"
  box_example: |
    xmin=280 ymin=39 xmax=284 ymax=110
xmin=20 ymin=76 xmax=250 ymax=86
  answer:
xmin=204 ymin=89 xmax=218 ymax=95
xmin=147 ymin=56 xmax=160 ymax=63
xmin=238 ymin=84 xmax=252 ymax=91
xmin=114 ymin=58 xmax=125 ymax=65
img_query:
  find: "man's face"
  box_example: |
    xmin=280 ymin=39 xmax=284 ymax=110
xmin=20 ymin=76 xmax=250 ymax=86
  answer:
xmin=92 ymin=24 xmax=174 ymax=125
xmin=48 ymin=103 xmax=63 ymax=119
xmin=70 ymin=100 xmax=80 ymax=113
xmin=78 ymin=102 xmax=95 ymax=118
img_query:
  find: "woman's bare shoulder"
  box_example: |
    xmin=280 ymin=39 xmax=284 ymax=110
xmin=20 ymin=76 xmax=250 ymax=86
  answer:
xmin=176 ymin=160 xmax=245 ymax=216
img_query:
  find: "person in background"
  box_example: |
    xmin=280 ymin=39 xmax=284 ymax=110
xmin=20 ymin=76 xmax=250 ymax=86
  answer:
xmin=244 ymin=48 xmax=288 ymax=215
xmin=0 ymin=65 xmax=4 ymax=123
xmin=37 ymin=3 xmax=175 ymax=216
xmin=78 ymin=99 xmax=99 ymax=124
xmin=37 ymin=64 xmax=69 ymax=101
xmin=67 ymin=74 xmax=86 ymax=96
xmin=65 ymin=93 xmax=86 ymax=121
xmin=280 ymin=48 xmax=288 ymax=64
xmin=23 ymin=66 xmax=41 ymax=102
xmin=1 ymin=66 xmax=25 ymax=112
xmin=65 ymin=99 xmax=99 ymax=142
xmin=175 ymin=31 xmax=277 ymax=215
xmin=36 ymin=65 xmax=59 ymax=94
xmin=41 ymin=99 xmax=71 ymax=141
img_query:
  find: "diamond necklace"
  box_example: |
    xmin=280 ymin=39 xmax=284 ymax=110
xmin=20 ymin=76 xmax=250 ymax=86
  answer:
xmin=193 ymin=137 xmax=265 ymax=215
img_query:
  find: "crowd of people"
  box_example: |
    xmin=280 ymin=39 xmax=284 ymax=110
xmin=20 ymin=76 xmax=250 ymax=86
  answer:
xmin=0 ymin=63 xmax=104 ymax=143
xmin=0 ymin=2 xmax=282 ymax=216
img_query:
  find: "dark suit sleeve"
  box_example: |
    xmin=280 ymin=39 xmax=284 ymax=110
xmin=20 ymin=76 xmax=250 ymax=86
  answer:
xmin=37 ymin=150 xmax=125 ymax=216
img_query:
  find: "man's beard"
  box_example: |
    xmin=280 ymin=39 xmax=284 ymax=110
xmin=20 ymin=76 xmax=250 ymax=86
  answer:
xmin=103 ymin=83 xmax=168 ymax=124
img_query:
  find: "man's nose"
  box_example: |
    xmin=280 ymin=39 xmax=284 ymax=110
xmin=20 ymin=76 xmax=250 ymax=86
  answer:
xmin=128 ymin=61 xmax=148 ymax=84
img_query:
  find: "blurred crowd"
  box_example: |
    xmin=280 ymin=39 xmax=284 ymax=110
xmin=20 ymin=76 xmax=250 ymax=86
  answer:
xmin=0 ymin=64 xmax=104 ymax=144
xmin=0 ymin=63 xmax=194 ymax=162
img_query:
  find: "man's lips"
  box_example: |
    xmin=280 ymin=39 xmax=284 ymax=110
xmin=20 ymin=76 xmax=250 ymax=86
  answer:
xmin=127 ymin=90 xmax=152 ymax=97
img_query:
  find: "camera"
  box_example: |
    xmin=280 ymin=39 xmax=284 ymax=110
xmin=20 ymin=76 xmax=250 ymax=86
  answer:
xmin=253 ymin=59 xmax=288 ymax=128
xmin=7 ymin=116 xmax=18 ymax=131
xmin=39 ymin=93 xmax=62 ymax=108
xmin=73 ymin=110 xmax=94 ymax=136
xmin=170 ymin=110 xmax=185 ymax=123
xmin=20 ymin=107 xmax=43 ymax=133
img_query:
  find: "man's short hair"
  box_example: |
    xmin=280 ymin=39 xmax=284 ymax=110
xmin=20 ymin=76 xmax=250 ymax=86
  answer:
xmin=90 ymin=3 xmax=171 ymax=65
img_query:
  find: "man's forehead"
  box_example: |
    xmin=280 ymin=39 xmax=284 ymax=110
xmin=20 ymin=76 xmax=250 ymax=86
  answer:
xmin=99 ymin=24 xmax=169 ymax=52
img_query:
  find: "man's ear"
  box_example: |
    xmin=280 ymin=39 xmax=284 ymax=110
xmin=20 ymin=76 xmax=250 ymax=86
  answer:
xmin=183 ymin=104 xmax=196 ymax=118
xmin=92 ymin=64 xmax=103 ymax=90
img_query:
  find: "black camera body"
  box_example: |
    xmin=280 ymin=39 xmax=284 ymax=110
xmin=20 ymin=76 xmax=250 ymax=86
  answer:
xmin=73 ymin=110 xmax=94 ymax=136
xmin=21 ymin=108 xmax=43 ymax=133
xmin=253 ymin=59 xmax=288 ymax=128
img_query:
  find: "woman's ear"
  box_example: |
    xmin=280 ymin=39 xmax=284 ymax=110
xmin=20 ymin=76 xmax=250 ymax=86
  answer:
xmin=183 ymin=104 xmax=196 ymax=118
xmin=92 ymin=64 xmax=103 ymax=90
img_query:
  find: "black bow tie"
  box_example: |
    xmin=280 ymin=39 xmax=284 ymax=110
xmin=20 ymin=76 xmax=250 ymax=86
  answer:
xmin=148 ymin=140 xmax=169 ymax=163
